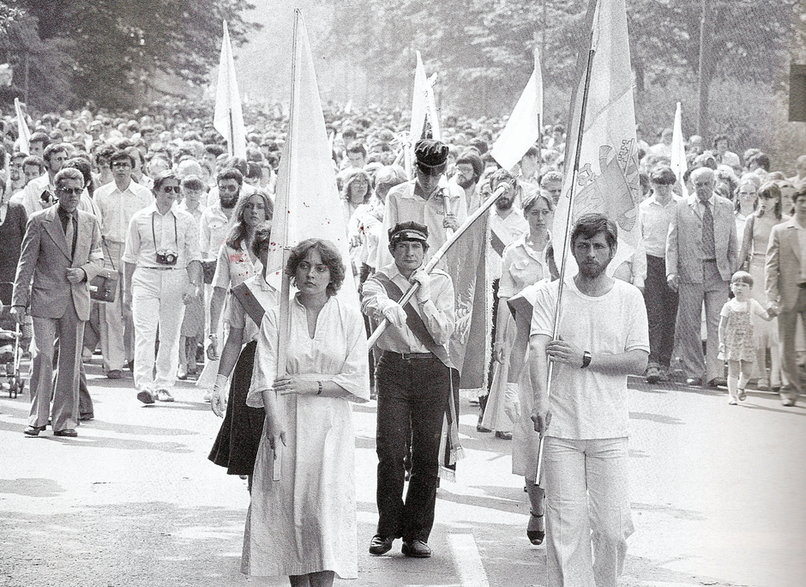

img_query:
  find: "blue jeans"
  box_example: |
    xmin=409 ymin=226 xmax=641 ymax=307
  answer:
xmin=544 ymin=437 xmax=633 ymax=587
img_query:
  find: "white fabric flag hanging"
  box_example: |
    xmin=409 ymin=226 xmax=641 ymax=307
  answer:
xmin=213 ymin=20 xmax=247 ymax=159
xmin=670 ymin=101 xmax=689 ymax=197
xmin=552 ymin=0 xmax=642 ymax=277
xmin=491 ymin=56 xmax=543 ymax=171
xmin=266 ymin=11 xmax=358 ymax=310
xmin=14 ymin=98 xmax=31 ymax=155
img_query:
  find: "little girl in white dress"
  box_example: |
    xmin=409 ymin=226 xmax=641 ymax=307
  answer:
xmin=718 ymin=271 xmax=774 ymax=405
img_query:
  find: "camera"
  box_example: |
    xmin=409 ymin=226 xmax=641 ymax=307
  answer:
xmin=155 ymin=250 xmax=178 ymax=266
xmin=40 ymin=189 xmax=55 ymax=205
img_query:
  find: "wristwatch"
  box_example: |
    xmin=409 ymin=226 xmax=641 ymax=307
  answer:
xmin=581 ymin=351 xmax=592 ymax=369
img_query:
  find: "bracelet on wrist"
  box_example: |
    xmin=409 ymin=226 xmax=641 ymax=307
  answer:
xmin=581 ymin=350 xmax=592 ymax=369
xmin=317 ymin=381 xmax=323 ymax=395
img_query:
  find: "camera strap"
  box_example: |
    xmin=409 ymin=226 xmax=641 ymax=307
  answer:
xmin=151 ymin=211 xmax=178 ymax=252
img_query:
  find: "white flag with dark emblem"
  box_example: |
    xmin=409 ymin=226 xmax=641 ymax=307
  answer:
xmin=552 ymin=0 xmax=641 ymax=276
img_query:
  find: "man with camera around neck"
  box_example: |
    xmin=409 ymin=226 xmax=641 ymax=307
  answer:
xmin=122 ymin=170 xmax=202 ymax=404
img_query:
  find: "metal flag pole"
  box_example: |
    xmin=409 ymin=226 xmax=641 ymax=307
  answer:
xmin=366 ymin=183 xmax=509 ymax=349
xmin=534 ymin=37 xmax=597 ymax=489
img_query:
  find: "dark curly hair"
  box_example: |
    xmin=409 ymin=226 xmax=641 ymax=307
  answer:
xmin=285 ymin=238 xmax=345 ymax=297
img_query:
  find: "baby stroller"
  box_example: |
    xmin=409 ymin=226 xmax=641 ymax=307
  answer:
xmin=0 ymin=282 xmax=24 ymax=398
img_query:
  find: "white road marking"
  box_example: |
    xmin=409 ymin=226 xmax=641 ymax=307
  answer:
xmin=448 ymin=533 xmax=490 ymax=587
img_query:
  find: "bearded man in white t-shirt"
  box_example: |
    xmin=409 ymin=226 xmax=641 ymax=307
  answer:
xmin=529 ymin=213 xmax=649 ymax=587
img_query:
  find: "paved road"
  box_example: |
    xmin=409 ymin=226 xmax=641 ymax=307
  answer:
xmin=0 ymin=358 xmax=804 ymax=586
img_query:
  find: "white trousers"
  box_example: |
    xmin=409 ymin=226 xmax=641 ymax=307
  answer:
xmin=544 ymin=437 xmax=633 ymax=587
xmin=131 ymin=267 xmax=187 ymax=392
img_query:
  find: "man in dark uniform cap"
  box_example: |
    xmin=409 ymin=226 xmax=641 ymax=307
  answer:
xmin=362 ymin=221 xmax=456 ymax=558
xmin=374 ymin=139 xmax=467 ymax=269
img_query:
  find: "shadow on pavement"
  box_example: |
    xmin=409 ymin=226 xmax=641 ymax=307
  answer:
xmin=0 ymin=477 xmax=64 ymax=497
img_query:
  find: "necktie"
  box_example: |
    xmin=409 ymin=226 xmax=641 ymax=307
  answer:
xmin=702 ymin=201 xmax=715 ymax=259
xmin=64 ymin=213 xmax=75 ymax=259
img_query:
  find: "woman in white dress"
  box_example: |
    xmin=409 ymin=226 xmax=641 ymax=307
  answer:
xmin=486 ymin=192 xmax=556 ymax=545
xmin=243 ymin=239 xmax=370 ymax=586
xmin=739 ymin=182 xmax=788 ymax=391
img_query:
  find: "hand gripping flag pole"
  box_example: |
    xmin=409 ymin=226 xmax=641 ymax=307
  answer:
xmin=366 ymin=183 xmax=509 ymax=350
xmin=534 ymin=38 xmax=597 ymax=489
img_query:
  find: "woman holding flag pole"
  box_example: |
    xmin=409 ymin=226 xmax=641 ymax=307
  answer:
xmin=239 ymin=10 xmax=370 ymax=585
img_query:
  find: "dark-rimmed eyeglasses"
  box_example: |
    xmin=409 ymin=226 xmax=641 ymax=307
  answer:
xmin=57 ymin=187 xmax=83 ymax=196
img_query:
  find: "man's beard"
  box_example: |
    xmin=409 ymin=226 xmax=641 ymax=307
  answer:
xmin=578 ymin=260 xmax=607 ymax=279
xmin=495 ymin=197 xmax=514 ymax=211
xmin=220 ymin=195 xmax=238 ymax=209
xmin=457 ymin=175 xmax=476 ymax=189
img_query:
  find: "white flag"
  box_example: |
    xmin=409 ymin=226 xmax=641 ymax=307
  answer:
xmin=213 ymin=21 xmax=247 ymax=159
xmin=670 ymin=102 xmax=688 ymax=197
xmin=14 ymin=98 xmax=31 ymax=155
xmin=267 ymin=11 xmax=357 ymax=308
xmin=405 ymin=51 xmax=441 ymax=174
xmin=552 ymin=0 xmax=642 ymax=277
xmin=491 ymin=55 xmax=543 ymax=171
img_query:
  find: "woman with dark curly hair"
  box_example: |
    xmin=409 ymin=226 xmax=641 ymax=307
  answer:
xmin=242 ymin=238 xmax=370 ymax=586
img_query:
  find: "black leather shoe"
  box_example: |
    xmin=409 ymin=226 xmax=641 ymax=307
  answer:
xmin=368 ymin=535 xmax=395 ymax=555
xmin=54 ymin=429 xmax=78 ymax=437
xmin=23 ymin=425 xmax=46 ymax=437
xmin=402 ymin=539 xmax=431 ymax=558
xmin=685 ymin=377 xmax=702 ymax=387
xmin=708 ymin=377 xmax=727 ymax=388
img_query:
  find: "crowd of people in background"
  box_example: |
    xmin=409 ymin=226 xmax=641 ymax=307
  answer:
xmin=1 ymin=97 xmax=804 ymax=585
xmin=1 ymin=98 xmax=804 ymax=419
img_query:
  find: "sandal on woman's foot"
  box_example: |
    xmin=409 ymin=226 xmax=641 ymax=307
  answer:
xmin=527 ymin=512 xmax=545 ymax=545
xmin=738 ymin=388 xmax=747 ymax=401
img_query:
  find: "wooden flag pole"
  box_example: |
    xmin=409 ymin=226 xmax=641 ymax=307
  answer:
xmin=366 ymin=183 xmax=508 ymax=350
xmin=534 ymin=40 xmax=597 ymax=488
xmin=271 ymin=8 xmax=303 ymax=482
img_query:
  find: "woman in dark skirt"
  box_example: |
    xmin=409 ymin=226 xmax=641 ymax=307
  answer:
xmin=208 ymin=223 xmax=277 ymax=481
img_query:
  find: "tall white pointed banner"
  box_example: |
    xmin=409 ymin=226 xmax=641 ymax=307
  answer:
xmin=552 ymin=0 xmax=641 ymax=276
xmin=267 ymin=11 xmax=357 ymax=306
xmin=670 ymin=101 xmax=689 ymax=197
xmin=405 ymin=52 xmax=441 ymax=174
xmin=14 ymin=98 xmax=31 ymax=154
xmin=213 ymin=20 xmax=247 ymax=159
xmin=491 ymin=53 xmax=543 ymax=171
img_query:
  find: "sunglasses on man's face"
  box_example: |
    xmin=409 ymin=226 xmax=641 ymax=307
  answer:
xmin=162 ymin=185 xmax=181 ymax=193
xmin=58 ymin=187 xmax=83 ymax=196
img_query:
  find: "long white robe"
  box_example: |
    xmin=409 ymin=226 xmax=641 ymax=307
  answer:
xmin=242 ymin=294 xmax=369 ymax=579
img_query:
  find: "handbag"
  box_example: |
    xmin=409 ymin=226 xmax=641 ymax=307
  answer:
xmin=89 ymin=268 xmax=119 ymax=302
xmin=89 ymin=238 xmax=119 ymax=303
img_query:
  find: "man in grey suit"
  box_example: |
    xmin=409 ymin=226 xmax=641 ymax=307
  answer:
xmin=666 ymin=167 xmax=738 ymax=387
xmin=766 ymin=187 xmax=806 ymax=406
xmin=11 ymin=168 xmax=104 ymax=437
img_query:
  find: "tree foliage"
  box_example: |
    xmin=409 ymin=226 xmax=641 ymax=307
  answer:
xmin=319 ymin=0 xmax=803 ymax=120
xmin=0 ymin=0 xmax=258 ymax=111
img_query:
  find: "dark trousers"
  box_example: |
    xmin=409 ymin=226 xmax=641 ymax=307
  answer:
xmin=375 ymin=352 xmax=451 ymax=542
xmin=644 ymin=254 xmax=678 ymax=367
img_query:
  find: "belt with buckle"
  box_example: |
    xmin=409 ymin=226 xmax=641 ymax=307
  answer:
xmin=384 ymin=350 xmax=435 ymax=361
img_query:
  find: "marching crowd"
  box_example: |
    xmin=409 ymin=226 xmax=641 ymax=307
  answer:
xmin=1 ymin=100 xmax=805 ymax=586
